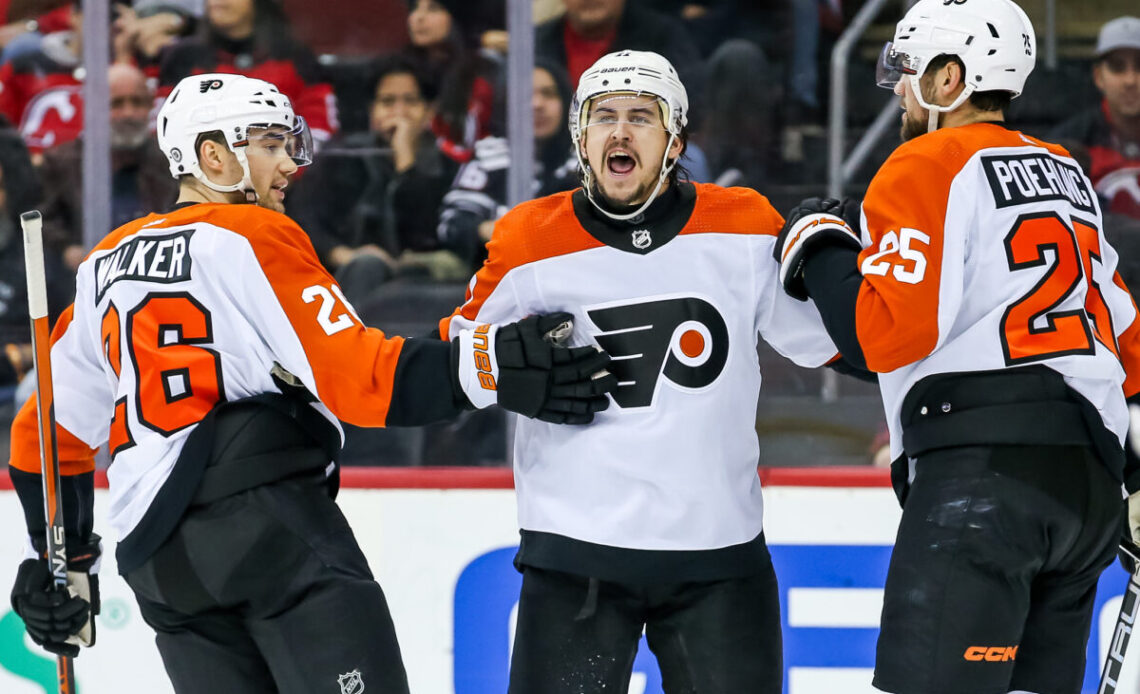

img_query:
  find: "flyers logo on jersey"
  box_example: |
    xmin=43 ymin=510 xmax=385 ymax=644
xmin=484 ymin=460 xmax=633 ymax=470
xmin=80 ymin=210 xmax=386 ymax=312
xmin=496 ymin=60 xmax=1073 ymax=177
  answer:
xmin=587 ymin=296 xmax=728 ymax=409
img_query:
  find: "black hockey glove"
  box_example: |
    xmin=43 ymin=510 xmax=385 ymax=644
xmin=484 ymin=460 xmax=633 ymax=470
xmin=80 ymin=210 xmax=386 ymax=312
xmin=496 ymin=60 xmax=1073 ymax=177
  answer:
xmin=455 ymin=312 xmax=617 ymax=424
xmin=774 ymin=197 xmax=863 ymax=301
xmin=11 ymin=534 xmax=101 ymax=657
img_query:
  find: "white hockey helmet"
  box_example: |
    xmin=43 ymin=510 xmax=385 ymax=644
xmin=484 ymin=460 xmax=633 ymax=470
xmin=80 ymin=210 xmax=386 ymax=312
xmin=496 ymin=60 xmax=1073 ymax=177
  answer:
xmin=570 ymin=50 xmax=688 ymax=221
xmin=877 ymin=0 xmax=1036 ymax=131
xmin=156 ymin=73 xmax=313 ymax=196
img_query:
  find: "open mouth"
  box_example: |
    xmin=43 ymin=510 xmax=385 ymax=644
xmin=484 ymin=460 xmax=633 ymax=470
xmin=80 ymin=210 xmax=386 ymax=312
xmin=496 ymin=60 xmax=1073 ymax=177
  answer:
xmin=270 ymin=182 xmax=287 ymax=200
xmin=606 ymin=150 xmax=636 ymax=177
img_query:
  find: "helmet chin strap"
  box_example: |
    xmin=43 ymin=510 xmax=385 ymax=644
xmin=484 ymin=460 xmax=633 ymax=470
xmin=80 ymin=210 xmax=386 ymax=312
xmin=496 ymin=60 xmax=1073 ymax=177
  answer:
xmin=909 ymin=74 xmax=975 ymax=134
xmin=581 ymin=131 xmax=679 ymax=222
xmin=192 ymin=145 xmax=258 ymax=202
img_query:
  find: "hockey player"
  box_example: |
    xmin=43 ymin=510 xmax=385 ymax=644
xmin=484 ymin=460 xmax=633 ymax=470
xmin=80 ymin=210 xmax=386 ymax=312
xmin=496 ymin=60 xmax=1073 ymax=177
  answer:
xmin=7 ymin=73 xmax=614 ymax=693
xmin=441 ymin=50 xmax=849 ymax=693
xmin=773 ymin=1 xmax=1140 ymax=692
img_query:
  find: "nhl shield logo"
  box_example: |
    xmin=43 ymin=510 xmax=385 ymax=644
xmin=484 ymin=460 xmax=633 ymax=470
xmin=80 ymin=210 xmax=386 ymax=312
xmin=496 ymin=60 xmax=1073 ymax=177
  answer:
xmin=337 ymin=669 xmax=364 ymax=694
xmin=631 ymin=229 xmax=652 ymax=249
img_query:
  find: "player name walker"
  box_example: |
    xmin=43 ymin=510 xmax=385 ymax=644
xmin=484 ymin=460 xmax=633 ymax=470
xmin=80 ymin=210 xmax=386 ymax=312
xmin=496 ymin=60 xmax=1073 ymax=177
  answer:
xmin=94 ymin=229 xmax=194 ymax=304
xmin=981 ymin=152 xmax=1095 ymax=214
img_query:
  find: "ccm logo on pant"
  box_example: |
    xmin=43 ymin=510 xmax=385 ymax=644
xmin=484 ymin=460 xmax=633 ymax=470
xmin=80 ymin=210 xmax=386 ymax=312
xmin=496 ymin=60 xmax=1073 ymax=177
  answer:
xmin=473 ymin=324 xmax=496 ymax=391
xmin=963 ymin=645 xmax=1018 ymax=662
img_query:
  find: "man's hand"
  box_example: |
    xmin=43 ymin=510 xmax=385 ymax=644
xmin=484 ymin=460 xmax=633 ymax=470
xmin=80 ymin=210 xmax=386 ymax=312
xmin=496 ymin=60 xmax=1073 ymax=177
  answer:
xmin=455 ymin=313 xmax=617 ymax=424
xmin=11 ymin=535 xmax=101 ymax=657
xmin=774 ymin=197 xmax=863 ymax=301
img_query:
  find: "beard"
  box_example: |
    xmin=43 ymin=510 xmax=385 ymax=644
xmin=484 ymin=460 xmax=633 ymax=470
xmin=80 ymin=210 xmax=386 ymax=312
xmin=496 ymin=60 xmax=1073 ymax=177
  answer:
xmin=256 ymin=195 xmax=285 ymax=214
xmin=110 ymin=120 xmax=150 ymax=151
xmin=899 ymin=110 xmax=928 ymax=142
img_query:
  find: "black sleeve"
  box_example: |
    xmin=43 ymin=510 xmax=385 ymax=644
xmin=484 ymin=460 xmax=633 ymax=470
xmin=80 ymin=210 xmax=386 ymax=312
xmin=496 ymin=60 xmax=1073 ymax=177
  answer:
xmin=801 ymin=243 xmax=868 ymax=371
xmin=384 ymin=337 xmax=471 ymax=426
xmin=10 ymin=467 xmax=95 ymax=545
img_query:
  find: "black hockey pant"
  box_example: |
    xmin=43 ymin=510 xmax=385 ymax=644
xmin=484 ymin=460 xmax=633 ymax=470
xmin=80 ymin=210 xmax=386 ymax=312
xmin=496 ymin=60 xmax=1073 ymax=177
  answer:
xmin=874 ymin=444 xmax=1120 ymax=694
xmin=122 ymin=473 xmax=409 ymax=694
xmin=508 ymin=562 xmax=782 ymax=694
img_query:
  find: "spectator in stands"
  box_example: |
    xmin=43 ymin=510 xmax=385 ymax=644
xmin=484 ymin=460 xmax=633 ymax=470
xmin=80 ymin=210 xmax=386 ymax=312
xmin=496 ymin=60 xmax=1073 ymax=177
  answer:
xmin=400 ymin=0 xmax=504 ymax=163
xmin=696 ymin=38 xmax=778 ymax=189
xmin=535 ymin=0 xmax=703 ymax=93
xmin=287 ymin=56 xmax=462 ymax=307
xmin=38 ymin=63 xmax=177 ymax=272
xmin=1050 ymin=16 xmax=1140 ymax=219
xmin=0 ymin=0 xmax=83 ymax=159
xmin=438 ymin=60 xmax=578 ymax=270
xmin=159 ymin=0 xmax=338 ymax=142
xmin=0 ymin=130 xmax=67 ymax=393
xmin=113 ymin=0 xmax=202 ymax=69
xmin=0 ymin=1 xmax=71 ymax=65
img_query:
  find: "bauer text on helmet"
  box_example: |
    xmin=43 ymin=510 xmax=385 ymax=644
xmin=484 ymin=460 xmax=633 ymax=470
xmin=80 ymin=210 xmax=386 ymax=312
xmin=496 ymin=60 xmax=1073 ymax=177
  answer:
xmin=876 ymin=0 xmax=1035 ymax=132
xmin=571 ymin=50 xmax=688 ymax=222
xmin=157 ymin=73 xmax=314 ymax=198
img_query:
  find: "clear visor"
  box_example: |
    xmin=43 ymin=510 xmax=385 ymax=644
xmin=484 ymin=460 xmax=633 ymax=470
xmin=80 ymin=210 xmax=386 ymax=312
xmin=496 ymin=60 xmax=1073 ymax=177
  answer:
xmin=581 ymin=93 xmax=667 ymax=134
xmin=876 ymin=42 xmax=920 ymax=89
xmin=241 ymin=117 xmax=314 ymax=166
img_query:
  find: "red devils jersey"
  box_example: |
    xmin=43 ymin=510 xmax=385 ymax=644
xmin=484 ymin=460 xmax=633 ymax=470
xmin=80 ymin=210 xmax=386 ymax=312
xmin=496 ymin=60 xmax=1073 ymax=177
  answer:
xmin=442 ymin=183 xmax=838 ymax=553
xmin=0 ymin=54 xmax=83 ymax=152
xmin=853 ymin=122 xmax=1140 ymax=461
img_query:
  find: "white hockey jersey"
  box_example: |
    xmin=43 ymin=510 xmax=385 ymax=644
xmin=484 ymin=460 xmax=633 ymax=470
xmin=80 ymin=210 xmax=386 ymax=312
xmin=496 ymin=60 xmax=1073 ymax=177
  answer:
xmin=442 ymin=183 xmax=839 ymax=557
xmin=9 ymin=203 xmax=417 ymax=545
xmin=852 ymin=123 xmax=1140 ymax=462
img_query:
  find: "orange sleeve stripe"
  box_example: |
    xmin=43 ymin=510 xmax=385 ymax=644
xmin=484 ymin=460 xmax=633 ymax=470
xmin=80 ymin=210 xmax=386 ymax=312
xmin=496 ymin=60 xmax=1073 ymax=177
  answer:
xmin=9 ymin=395 xmax=98 ymax=475
xmin=1112 ymin=272 xmax=1140 ymax=398
xmin=8 ymin=304 xmax=97 ymax=476
xmin=221 ymin=206 xmax=407 ymax=427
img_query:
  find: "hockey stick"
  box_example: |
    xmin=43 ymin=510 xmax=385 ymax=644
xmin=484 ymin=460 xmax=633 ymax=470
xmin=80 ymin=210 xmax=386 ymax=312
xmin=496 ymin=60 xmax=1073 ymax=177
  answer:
xmin=1099 ymin=539 xmax=1140 ymax=694
xmin=21 ymin=209 xmax=77 ymax=694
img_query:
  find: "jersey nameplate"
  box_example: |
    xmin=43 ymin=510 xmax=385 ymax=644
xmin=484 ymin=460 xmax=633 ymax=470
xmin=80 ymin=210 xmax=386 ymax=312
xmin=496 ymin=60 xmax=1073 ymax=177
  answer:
xmin=94 ymin=230 xmax=194 ymax=304
xmin=981 ymin=153 xmax=1095 ymax=214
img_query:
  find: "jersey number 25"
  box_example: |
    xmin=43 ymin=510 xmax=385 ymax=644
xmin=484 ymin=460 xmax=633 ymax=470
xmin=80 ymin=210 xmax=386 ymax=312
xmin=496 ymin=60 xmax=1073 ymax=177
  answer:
xmin=1000 ymin=212 xmax=1117 ymax=365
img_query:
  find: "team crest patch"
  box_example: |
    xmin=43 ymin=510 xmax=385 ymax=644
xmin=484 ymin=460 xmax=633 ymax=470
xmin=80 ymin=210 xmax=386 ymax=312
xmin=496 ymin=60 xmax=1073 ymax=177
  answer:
xmin=631 ymin=229 xmax=652 ymax=249
xmin=199 ymin=78 xmax=224 ymax=93
xmin=337 ymin=669 xmax=364 ymax=694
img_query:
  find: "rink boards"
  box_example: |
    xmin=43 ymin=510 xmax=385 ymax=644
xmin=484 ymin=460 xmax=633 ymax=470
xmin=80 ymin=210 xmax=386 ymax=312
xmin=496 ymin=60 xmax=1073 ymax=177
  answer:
xmin=0 ymin=466 xmax=1136 ymax=694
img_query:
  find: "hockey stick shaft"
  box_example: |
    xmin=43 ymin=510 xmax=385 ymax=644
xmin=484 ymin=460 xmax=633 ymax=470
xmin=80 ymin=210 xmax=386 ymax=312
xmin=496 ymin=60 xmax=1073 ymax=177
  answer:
xmin=21 ymin=210 xmax=76 ymax=693
xmin=1099 ymin=540 xmax=1140 ymax=694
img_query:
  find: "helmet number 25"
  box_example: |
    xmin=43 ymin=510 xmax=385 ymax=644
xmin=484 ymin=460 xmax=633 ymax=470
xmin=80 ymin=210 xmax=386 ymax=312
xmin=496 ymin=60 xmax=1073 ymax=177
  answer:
xmin=1000 ymin=212 xmax=1116 ymax=365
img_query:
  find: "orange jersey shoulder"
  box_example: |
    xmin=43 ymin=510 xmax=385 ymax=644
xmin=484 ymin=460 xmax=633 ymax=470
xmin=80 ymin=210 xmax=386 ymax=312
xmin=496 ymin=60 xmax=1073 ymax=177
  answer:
xmin=681 ymin=183 xmax=784 ymax=237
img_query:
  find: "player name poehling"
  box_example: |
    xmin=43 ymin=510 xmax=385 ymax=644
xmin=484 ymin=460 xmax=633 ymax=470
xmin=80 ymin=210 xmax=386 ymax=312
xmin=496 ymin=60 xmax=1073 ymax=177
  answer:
xmin=94 ymin=229 xmax=194 ymax=304
xmin=982 ymin=152 xmax=1096 ymax=214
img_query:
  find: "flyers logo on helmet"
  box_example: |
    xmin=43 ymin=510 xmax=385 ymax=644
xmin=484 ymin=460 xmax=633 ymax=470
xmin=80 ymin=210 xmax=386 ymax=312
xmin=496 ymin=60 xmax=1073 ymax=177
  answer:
xmin=586 ymin=296 xmax=728 ymax=409
xmin=200 ymin=79 xmax=224 ymax=93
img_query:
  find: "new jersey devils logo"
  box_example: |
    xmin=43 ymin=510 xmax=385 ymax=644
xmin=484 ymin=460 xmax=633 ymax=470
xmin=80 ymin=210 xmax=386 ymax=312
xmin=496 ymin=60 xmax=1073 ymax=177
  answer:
xmin=587 ymin=296 xmax=729 ymax=409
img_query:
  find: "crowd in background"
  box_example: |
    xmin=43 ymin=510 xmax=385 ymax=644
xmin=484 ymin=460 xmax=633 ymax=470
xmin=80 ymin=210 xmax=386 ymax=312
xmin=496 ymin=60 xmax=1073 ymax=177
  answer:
xmin=0 ymin=0 xmax=1137 ymax=466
